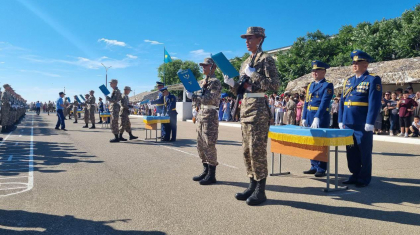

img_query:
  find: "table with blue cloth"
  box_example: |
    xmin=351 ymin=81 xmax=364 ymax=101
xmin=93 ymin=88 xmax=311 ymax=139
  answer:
xmin=100 ymin=112 xmax=111 ymax=128
xmin=268 ymin=125 xmax=354 ymax=192
xmin=142 ymin=116 xmax=170 ymax=142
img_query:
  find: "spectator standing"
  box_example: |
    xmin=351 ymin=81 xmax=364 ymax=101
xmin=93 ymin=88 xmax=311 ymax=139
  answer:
xmin=397 ymin=90 xmax=418 ymax=137
xmin=295 ymin=95 xmax=304 ymax=126
xmin=381 ymin=92 xmax=391 ymax=134
xmin=218 ymin=99 xmax=224 ymax=121
xmin=223 ymin=98 xmax=231 ymax=121
xmin=387 ymin=92 xmax=399 ymax=136
xmin=407 ymin=86 xmax=415 ymax=99
xmin=285 ymin=95 xmax=296 ymax=125
xmin=331 ymin=97 xmax=339 ymax=128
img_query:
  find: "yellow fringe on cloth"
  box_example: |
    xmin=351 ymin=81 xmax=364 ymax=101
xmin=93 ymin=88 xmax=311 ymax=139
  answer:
xmin=268 ymin=132 xmax=353 ymax=147
xmin=100 ymin=115 xmax=111 ymax=118
xmin=143 ymin=119 xmax=170 ymax=125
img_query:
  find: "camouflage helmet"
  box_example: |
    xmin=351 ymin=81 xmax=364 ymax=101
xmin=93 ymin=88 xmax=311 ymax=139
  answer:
xmin=241 ymin=27 xmax=266 ymax=39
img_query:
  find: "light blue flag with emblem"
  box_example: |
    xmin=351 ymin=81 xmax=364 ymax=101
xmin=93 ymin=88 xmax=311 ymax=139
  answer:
xmin=164 ymin=48 xmax=172 ymax=63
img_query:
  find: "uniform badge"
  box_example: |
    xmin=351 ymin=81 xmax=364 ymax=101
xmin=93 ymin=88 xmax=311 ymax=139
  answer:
xmin=376 ymin=84 xmax=381 ymax=91
xmin=327 ymin=89 xmax=332 ymax=95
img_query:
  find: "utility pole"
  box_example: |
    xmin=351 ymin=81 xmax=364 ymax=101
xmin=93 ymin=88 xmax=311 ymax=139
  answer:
xmin=101 ymin=63 xmax=112 ymax=87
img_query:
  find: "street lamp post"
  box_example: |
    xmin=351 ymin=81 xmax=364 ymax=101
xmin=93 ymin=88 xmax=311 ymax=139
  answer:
xmin=101 ymin=63 xmax=112 ymax=87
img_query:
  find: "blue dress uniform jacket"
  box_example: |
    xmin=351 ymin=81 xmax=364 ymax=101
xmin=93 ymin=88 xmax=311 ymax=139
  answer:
xmin=150 ymin=92 xmax=166 ymax=139
xmin=150 ymin=92 xmax=165 ymax=115
xmin=339 ymin=70 xmax=382 ymax=185
xmin=302 ymin=78 xmax=334 ymax=173
xmin=302 ymin=78 xmax=334 ymax=127
xmin=163 ymin=93 xmax=178 ymax=141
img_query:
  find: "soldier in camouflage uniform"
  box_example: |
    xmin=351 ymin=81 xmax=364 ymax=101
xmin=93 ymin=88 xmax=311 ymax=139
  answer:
xmin=106 ymin=79 xmax=122 ymax=143
xmin=186 ymin=58 xmax=222 ymax=185
xmin=1 ymin=84 xmax=12 ymax=133
xmin=224 ymin=27 xmax=279 ymax=206
xmin=66 ymin=99 xmax=73 ymax=120
xmin=119 ymin=86 xmax=138 ymax=141
xmin=73 ymin=95 xmax=79 ymax=123
xmin=88 ymin=90 xmax=96 ymax=129
xmin=48 ymin=101 xmax=53 ymax=115
xmin=82 ymin=94 xmax=90 ymax=128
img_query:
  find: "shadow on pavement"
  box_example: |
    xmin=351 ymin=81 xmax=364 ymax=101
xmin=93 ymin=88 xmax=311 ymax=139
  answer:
xmin=218 ymin=176 xmax=420 ymax=226
xmin=0 ymin=209 xmax=166 ymax=234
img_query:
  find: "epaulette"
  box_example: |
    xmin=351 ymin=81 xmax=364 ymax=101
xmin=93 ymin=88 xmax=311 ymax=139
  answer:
xmin=326 ymin=80 xmax=332 ymax=83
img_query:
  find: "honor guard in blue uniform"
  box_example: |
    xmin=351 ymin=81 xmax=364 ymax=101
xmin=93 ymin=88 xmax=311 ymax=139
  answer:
xmin=302 ymin=60 xmax=334 ymax=177
xmin=160 ymin=87 xmax=178 ymax=141
xmin=150 ymin=81 xmax=166 ymax=140
xmin=339 ymin=50 xmax=382 ymax=187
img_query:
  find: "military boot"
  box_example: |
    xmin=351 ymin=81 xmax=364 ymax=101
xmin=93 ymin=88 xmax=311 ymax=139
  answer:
xmin=110 ymin=134 xmax=120 ymax=143
xmin=193 ymin=163 xmax=208 ymax=181
xmin=119 ymin=133 xmax=127 ymax=141
xmin=235 ymin=178 xmax=257 ymax=200
xmin=89 ymin=124 xmax=96 ymax=129
xmin=199 ymin=165 xmax=217 ymax=185
xmin=129 ymin=132 xmax=138 ymax=140
xmin=246 ymin=178 xmax=267 ymax=206
xmin=73 ymin=120 xmax=78 ymax=123
xmin=1 ymin=126 xmax=6 ymax=133
xmin=82 ymin=124 xmax=88 ymax=128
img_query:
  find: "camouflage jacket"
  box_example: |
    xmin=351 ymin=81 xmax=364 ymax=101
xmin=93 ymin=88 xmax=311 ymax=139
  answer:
xmin=231 ymin=51 xmax=279 ymax=122
xmin=193 ymin=75 xmax=222 ymax=120
xmin=120 ymin=95 xmax=130 ymax=115
xmin=1 ymin=91 xmax=11 ymax=108
xmin=108 ymin=87 xmax=122 ymax=111
xmin=87 ymin=95 xmax=96 ymax=110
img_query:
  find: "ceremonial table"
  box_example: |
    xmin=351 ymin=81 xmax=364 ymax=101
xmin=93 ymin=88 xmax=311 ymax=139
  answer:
xmin=100 ymin=112 xmax=111 ymax=128
xmin=142 ymin=116 xmax=170 ymax=142
xmin=268 ymin=125 xmax=354 ymax=192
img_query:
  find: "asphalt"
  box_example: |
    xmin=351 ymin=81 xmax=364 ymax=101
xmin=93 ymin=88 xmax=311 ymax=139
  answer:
xmin=0 ymin=112 xmax=419 ymax=234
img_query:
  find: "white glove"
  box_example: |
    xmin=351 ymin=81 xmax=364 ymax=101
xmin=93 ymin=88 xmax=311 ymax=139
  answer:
xmin=244 ymin=65 xmax=256 ymax=77
xmin=365 ymin=123 xmax=374 ymax=132
xmin=301 ymin=119 xmax=307 ymax=127
xmin=223 ymin=74 xmax=235 ymax=87
xmin=310 ymin=117 xmax=320 ymax=129
xmin=186 ymin=91 xmax=193 ymax=99
xmin=339 ymin=123 xmax=344 ymax=129
xmin=192 ymin=109 xmax=197 ymax=117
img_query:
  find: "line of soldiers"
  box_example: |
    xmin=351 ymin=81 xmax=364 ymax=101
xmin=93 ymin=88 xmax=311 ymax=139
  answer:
xmin=1 ymin=84 xmax=27 ymax=140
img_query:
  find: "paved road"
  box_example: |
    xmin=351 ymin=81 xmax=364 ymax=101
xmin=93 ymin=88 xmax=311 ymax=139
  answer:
xmin=0 ymin=112 xmax=419 ymax=234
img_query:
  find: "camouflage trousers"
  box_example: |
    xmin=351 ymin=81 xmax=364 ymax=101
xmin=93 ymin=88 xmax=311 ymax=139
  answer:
xmin=241 ymin=112 xmax=270 ymax=181
xmin=89 ymin=107 xmax=95 ymax=124
xmin=119 ymin=110 xmax=131 ymax=134
xmin=196 ymin=109 xmax=219 ymax=166
xmin=84 ymin=109 xmax=90 ymax=124
xmin=110 ymin=108 xmax=120 ymax=135
xmin=73 ymin=107 xmax=78 ymax=121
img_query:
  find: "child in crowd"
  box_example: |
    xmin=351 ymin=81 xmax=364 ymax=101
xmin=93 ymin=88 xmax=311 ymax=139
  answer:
xmin=409 ymin=116 xmax=420 ymax=137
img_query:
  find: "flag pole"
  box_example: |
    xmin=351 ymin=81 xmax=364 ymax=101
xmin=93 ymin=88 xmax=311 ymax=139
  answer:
xmin=163 ymin=47 xmax=166 ymax=86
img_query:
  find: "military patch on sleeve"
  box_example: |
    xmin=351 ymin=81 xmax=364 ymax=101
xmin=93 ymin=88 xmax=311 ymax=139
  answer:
xmin=327 ymin=88 xmax=332 ymax=95
xmin=376 ymin=84 xmax=381 ymax=91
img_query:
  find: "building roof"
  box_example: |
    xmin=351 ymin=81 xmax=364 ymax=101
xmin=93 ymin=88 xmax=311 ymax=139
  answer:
xmin=285 ymin=57 xmax=420 ymax=93
xmin=129 ymin=83 xmax=186 ymax=102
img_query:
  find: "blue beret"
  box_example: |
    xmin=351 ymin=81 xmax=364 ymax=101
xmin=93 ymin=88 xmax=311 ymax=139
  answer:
xmin=311 ymin=60 xmax=330 ymax=70
xmin=159 ymin=87 xmax=168 ymax=92
xmin=350 ymin=50 xmax=373 ymax=63
xmin=156 ymin=81 xmax=164 ymax=86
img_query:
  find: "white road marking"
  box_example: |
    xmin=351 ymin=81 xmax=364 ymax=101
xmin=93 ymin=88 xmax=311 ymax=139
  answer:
xmin=0 ymin=115 xmax=34 ymax=197
xmin=160 ymin=145 xmax=238 ymax=169
xmin=8 ymin=155 xmax=12 ymax=161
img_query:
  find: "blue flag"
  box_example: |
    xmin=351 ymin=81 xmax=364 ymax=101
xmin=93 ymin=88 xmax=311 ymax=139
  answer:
xmin=164 ymin=48 xmax=172 ymax=63
xmin=99 ymin=84 xmax=110 ymax=96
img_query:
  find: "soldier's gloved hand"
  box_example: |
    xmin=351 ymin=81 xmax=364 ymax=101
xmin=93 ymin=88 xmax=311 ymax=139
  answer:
xmin=244 ymin=65 xmax=256 ymax=77
xmin=310 ymin=117 xmax=320 ymax=128
xmin=301 ymin=119 xmax=307 ymax=127
xmin=339 ymin=123 xmax=344 ymax=129
xmin=365 ymin=123 xmax=374 ymax=132
xmin=223 ymin=74 xmax=235 ymax=87
xmin=186 ymin=91 xmax=193 ymax=99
